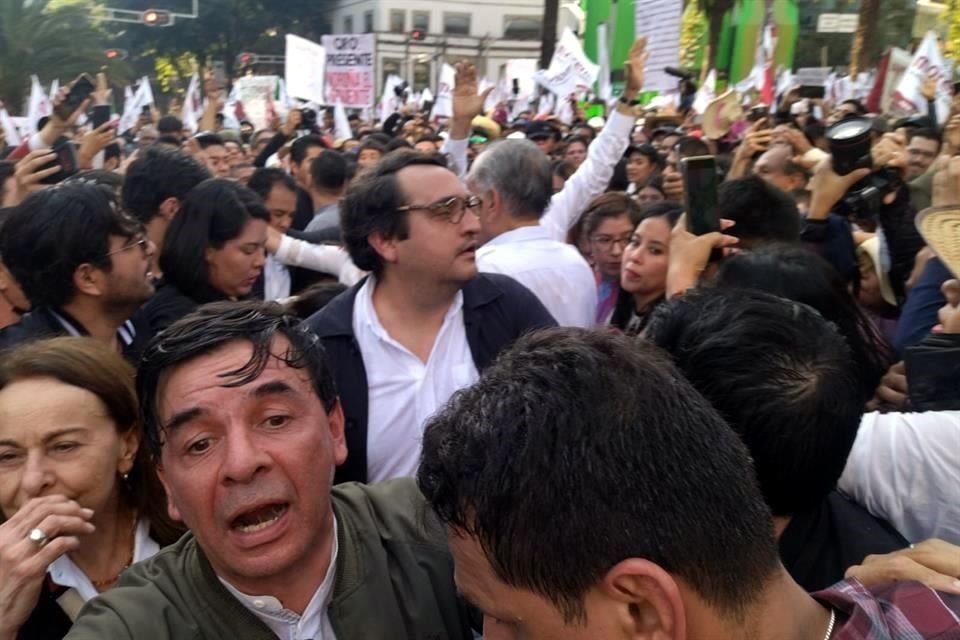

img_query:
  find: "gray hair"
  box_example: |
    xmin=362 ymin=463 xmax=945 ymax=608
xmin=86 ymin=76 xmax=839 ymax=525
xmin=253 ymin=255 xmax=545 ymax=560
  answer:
xmin=468 ymin=139 xmax=553 ymax=220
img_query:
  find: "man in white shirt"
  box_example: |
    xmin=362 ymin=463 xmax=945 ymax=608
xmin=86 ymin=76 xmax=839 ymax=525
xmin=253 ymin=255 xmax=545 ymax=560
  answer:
xmin=306 ymin=152 xmax=556 ymax=485
xmin=468 ymin=139 xmax=597 ymax=327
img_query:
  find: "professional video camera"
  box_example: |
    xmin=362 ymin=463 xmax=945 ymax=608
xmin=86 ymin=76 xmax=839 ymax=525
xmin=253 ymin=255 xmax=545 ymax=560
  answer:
xmin=826 ymin=116 xmax=902 ymax=221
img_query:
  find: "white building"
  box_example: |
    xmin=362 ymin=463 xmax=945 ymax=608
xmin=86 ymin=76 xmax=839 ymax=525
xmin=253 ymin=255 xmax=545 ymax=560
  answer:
xmin=327 ymin=0 xmax=582 ymax=92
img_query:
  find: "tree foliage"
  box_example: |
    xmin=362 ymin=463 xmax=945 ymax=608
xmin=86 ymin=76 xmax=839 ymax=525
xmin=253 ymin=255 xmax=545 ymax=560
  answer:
xmin=680 ymin=2 xmax=708 ymax=70
xmin=947 ymin=0 xmax=960 ymax=59
xmin=0 ymin=0 xmax=126 ymax=111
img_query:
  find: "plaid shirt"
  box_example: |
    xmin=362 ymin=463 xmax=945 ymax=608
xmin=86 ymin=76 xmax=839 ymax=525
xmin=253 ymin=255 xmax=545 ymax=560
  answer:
xmin=814 ymin=579 xmax=960 ymax=639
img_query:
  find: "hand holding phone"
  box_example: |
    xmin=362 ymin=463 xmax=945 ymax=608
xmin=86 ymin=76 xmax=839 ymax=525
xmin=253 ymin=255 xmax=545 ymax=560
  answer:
xmin=54 ymin=74 xmax=95 ymax=121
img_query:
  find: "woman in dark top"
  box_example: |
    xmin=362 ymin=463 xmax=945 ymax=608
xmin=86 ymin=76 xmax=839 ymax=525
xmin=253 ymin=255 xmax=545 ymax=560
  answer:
xmin=0 ymin=338 xmax=182 ymax=640
xmin=139 ymin=179 xmax=269 ymax=337
xmin=610 ymin=202 xmax=683 ymax=335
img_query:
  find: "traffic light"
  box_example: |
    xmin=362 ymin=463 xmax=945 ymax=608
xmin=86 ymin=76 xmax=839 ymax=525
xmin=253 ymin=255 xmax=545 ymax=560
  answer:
xmin=410 ymin=29 xmax=425 ymax=41
xmin=141 ymin=9 xmax=172 ymax=26
xmin=237 ymin=52 xmax=255 ymax=67
xmin=104 ymin=48 xmax=129 ymax=61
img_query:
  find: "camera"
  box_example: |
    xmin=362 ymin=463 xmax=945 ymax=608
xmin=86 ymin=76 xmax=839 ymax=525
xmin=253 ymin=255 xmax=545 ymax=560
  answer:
xmin=299 ymin=108 xmax=320 ymax=134
xmin=826 ymin=115 xmax=901 ymax=221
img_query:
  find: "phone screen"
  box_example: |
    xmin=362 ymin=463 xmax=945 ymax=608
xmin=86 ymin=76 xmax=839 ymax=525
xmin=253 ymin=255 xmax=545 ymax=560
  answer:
xmin=798 ymin=85 xmax=826 ymax=100
xmin=91 ymin=105 xmax=111 ymax=129
xmin=55 ymin=74 xmax=95 ymax=119
xmin=682 ymin=156 xmax=720 ymax=235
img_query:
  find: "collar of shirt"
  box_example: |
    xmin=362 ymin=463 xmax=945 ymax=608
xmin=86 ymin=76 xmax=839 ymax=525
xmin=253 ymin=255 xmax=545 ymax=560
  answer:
xmin=48 ymin=308 xmax=136 ymax=347
xmin=48 ymin=518 xmax=160 ymax=602
xmin=354 ymin=275 xmax=465 ymax=344
xmin=264 ymin=254 xmax=291 ymax=301
xmin=481 ymin=225 xmax=551 ymax=249
xmin=219 ymin=516 xmax=340 ymax=640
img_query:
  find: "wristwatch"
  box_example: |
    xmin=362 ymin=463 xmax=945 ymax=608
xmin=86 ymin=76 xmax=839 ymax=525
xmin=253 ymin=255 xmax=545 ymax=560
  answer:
xmin=618 ymin=95 xmax=641 ymax=106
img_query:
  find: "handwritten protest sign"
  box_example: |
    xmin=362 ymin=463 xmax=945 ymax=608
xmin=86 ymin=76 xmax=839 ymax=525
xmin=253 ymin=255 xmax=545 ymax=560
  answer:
xmin=634 ymin=0 xmax=682 ymax=92
xmin=321 ymin=34 xmax=375 ymax=108
xmin=533 ymin=29 xmax=599 ymax=97
xmin=285 ymin=34 xmax=326 ymax=104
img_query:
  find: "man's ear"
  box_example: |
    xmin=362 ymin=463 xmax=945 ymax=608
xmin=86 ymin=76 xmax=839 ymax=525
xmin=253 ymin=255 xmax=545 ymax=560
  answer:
xmin=600 ymin=558 xmax=686 ymax=639
xmin=155 ymin=463 xmax=183 ymax=523
xmin=158 ymin=197 xmax=180 ymax=221
xmin=368 ymin=231 xmax=400 ymax=268
xmin=72 ymin=263 xmax=106 ymax=298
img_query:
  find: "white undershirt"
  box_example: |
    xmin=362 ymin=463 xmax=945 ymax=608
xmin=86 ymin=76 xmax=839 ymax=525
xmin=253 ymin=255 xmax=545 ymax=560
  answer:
xmin=220 ymin=516 xmax=339 ymax=640
xmin=265 ymin=254 xmax=292 ymax=301
xmin=48 ymin=518 xmax=159 ymax=602
xmin=353 ymin=276 xmax=479 ymax=482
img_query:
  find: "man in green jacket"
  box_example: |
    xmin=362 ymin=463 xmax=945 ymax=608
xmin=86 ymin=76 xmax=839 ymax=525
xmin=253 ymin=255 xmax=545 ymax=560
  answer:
xmin=66 ymin=301 xmax=475 ymax=639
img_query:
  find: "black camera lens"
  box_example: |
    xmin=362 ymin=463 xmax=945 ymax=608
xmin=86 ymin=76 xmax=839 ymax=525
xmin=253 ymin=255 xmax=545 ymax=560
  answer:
xmin=826 ymin=116 xmax=873 ymax=176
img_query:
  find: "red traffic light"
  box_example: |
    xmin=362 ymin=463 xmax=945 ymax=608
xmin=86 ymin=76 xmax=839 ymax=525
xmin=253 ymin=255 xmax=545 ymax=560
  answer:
xmin=104 ymin=48 xmax=128 ymax=60
xmin=237 ymin=52 xmax=255 ymax=66
xmin=142 ymin=9 xmax=172 ymax=26
xmin=410 ymin=29 xmax=425 ymax=41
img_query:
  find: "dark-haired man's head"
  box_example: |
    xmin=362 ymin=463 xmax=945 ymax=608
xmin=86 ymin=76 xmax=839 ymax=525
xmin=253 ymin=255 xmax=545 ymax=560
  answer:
xmin=357 ymin=139 xmax=386 ymax=169
xmin=194 ymin=132 xmax=230 ymax=178
xmin=717 ymin=176 xmax=801 ymax=249
xmin=0 ymin=182 xmax=155 ymax=318
xmin=341 ymin=150 xmax=478 ymax=285
xmin=419 ymin=328 xmax=783 ymax=637
xmin=905 ymin=127 xmax=942 ymax=180
xmin=157 ymin=115 xmax=184 ymax=140
xmin=249 ymin=168 xmax=299 ymax=234
xmin=646 ymin=288 xmax=863 ymax=518
xmin=290 ymin=135 xmax=328 ymax=189
xmin=309 ymin=151 xmax=348 ymax=199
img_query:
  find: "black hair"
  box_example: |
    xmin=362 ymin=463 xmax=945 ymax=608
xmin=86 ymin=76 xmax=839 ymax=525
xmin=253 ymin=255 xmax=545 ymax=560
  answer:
xmin=0 ymin=182 xmax=141 ymax=308
xmin=285 ymin=281 xmax=348 ymax=319
xmin=418 ymin=328 xmax=780 ymax=622
xmin=675 ymin=135 xmax=710 ymax=160
xmin=159 ymin=179 xmax=269 ymax=303
xmin=907 ymin=126 xmax=943 ymax=152
xmin=156 ymin=115 xmax=183 ymax=135
xmin=840 ymin=99 xmax=867 ymax=116
xmin=137 ymin=300 xmax=338 ymax=458
xmin=247 ymin=167 xmax=298 ymax=200
xmin=625 ymin=143 xmax=664 ymax=170
xmin=713 ymin=243 xmax=894 ymax=400
xmin=194 ymin=132 xmax=225 ymax=149
xmin=609 ymin=202 xmax=683 ymax=331
xmin=580 ymin=192 xmax=643 ymax=239
xmin=122 ymin=146 xmax=211 ymax=224
xmin=156 ymin=134 xmax=181 ymax=147
xmin=639 ymin=174 xmax=667 ymax=197
xmin=341 ymin=150 xmax=447 ymax=276
xmin=0 ymin=161 xmax=15 ymax=188
xmin=290 ymin=135 xmax=328 ymax=164
xmin=552 ymin=159 xmax=575 ymax=181
xmin=717 ymin=176 xmax=801 ymax=248
xmin=359 ymin=139 xmax=388 ymax=156
xmin=646 ymin=287 xmax=863 ymax=517
xmin=309 ymin=151 xmax=348 ymax=192
xmin=607 ymin=158 xmax=630 ymax=191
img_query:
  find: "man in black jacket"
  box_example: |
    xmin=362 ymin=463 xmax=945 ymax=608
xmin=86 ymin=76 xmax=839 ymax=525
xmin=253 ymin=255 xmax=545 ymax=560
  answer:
xmin=305 ymin=151 xmax=556 ymax=485
xmin=0 ymin=182 xmax=156 ymax=362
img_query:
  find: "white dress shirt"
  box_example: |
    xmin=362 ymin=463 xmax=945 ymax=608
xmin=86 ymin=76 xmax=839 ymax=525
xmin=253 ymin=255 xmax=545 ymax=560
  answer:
xmin=477 ymin=225 xmax=595 ymax=328
xmin=264 ymin=254 xmax=292 ymax=301
xmin=441 ymin=108 xmax=635 ymax=241
xmin=220 ymin=517 xmax=339 ymax=640
xmin=353 ymin=276 xmax=479 ymax=482
xmin=839 ymin=410 xmax=960 ymax=543
xmin=48 ymin=518 xmax=160 ymax=602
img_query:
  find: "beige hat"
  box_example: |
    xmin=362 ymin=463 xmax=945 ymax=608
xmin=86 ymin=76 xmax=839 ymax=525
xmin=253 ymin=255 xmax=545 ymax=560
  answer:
xmin=471 ymin=116 xmax=501 ymax=140
xmin=856 ymin=237 xmax=897 ymax=306
xmin=916 ymin=206 xmax=960 ymax=278
xmin=702 ymin=91 xmax=743 ymax=140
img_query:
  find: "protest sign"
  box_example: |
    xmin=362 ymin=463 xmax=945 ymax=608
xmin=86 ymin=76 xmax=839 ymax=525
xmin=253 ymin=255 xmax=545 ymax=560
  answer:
xmin=891 ymin=31 xmax=952 ymax=124
xmin=795 ymin=67 xmax=831 ymax=87
xmin=235 ymin=75 xmax=279 ymax=129
xmin=285 ymin=34 xmax=326 ymax=104
xmin=321 ymin=34 xmax=375 ymax=108
xmin=506 ymin=59 xmax=538 ymax=100
xmin=634 ymin=0 xmax=682 ymax=92
xmin=430 ymin=64 xmax=456 ymax=120
xmin=533 ymin=29 xmax=599 ymax=97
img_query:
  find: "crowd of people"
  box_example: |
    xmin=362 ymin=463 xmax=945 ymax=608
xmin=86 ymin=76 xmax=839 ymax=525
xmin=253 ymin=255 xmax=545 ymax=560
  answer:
xmin=1 ymin=35 xmax=960 ymax=639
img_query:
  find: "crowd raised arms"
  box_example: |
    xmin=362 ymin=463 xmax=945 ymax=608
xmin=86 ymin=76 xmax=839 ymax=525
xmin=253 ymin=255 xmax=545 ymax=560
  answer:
xmin=1 ymin=29 xmax=960 ymax=640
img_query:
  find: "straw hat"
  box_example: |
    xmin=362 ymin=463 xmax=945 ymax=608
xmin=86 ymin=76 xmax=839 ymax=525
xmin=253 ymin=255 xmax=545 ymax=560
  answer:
xmin=916 ymin=206 xmax=960 ymax=278
xmin=702 ymin=91 xmax=743 ymax=140
xmin=856 ymin=237 xmax=897 ymax=306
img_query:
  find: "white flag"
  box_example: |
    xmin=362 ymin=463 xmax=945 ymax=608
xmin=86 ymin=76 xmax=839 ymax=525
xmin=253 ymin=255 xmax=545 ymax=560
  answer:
xmin=379 ymin=74 xmax=404 ymax=122
xmin=0 ymin=104 xmax=23 ymax=146
xmin=430 ymin=64 xmax=456 ymax=120
xmin=333 ymin=99 xmax=352 ymax=140
xmin=181 ymin=73 xmax=202 ymax=133
xmin=693 ymin=69 xmax=717 ymax=115
xmin=597 ymin=24 xmax=613 ymax=102
xmin=533 ymin=29 xmax=600 ymax=97
xmin=891 ymin=33 xmax=952 ymax=123
xmin=419 ymin=88 xmax=434 ymax=108
xmin=119 ymin=80 xmax=154 ymax=134
xmin=49 ymin=79 xmax=60 ymax=102
xmin=26 ymin=75 xmax=52 ymax=136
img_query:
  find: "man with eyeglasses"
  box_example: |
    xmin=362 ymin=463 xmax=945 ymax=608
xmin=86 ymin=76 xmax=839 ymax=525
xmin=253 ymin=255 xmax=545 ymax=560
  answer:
xmin=304 ymin=151 xmax=556 ymax=485
xmin=0 ymin=181 xmax=156 ymax=362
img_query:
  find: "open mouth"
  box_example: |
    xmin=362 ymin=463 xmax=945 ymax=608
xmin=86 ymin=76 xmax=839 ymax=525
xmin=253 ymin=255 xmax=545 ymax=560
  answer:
xmin=230 ymin=502 xmax=289 ymax=534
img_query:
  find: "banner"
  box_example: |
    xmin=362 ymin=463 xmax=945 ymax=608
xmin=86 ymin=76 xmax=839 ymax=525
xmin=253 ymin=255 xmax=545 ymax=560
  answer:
xmin=891 ymin=31 xmax=952 ymax=124
xmin=320 ymin=34 xmax=375 ymax=108
xmin=506 ymin=59 xmax=538 ymax=100
xmin=285 ymin=34 xmax=326 ymax=104
xmin=26 ymin=75 xmax=51 ymax=136
xmin=533 ymin=29 xmax=600 ymax=97
xmin=634 ymin=0 xmax=682 ymax=92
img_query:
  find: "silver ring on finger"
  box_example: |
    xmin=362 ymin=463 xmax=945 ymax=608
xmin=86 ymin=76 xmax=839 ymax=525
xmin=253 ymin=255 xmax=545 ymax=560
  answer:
xmin=27 ymin=527 xmax=47 ymax=547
